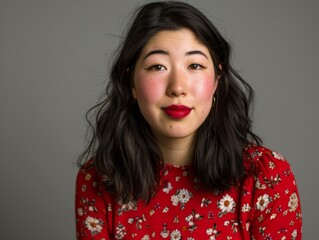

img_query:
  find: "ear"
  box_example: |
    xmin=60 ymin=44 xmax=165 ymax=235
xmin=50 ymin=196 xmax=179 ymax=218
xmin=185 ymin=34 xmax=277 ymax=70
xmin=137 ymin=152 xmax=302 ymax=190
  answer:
xmin=213 ymin=77 xmax=219 ymax=94
xmin=131 ymin=73 xmax=137 ymax=99
xmin=217 ymin=64 xmax=222 ymax=78
xmin=132 ymin=87 xmax=137 ymax=100
xmin=214 ymin=63 xmax=222 ymax=87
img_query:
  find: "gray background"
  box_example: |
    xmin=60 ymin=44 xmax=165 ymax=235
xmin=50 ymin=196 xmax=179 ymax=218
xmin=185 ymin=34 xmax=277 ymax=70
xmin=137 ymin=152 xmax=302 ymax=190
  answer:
xmin=1 ymin=0 xmax=318 ymax=239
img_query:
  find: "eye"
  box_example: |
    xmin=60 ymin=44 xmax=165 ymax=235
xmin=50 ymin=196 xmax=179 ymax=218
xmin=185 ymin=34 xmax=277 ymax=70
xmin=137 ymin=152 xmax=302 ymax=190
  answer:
xmin=146 ymin=65 xmax=166 ymax=71
xmin=188 ymin=64 xmax=206 ymax=70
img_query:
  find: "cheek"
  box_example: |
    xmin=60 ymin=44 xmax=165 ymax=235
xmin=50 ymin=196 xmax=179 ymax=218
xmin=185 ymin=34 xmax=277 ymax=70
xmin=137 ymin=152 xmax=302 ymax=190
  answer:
xmin=134 ymin=75 xmax=164 ymax=104
xmin=194 ymin=73 xmax=217 ymax=101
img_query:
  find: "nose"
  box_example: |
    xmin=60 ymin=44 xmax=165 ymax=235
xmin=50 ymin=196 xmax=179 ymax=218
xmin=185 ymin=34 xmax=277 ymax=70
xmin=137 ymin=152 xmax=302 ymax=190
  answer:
xmin=166 ymin=68 xmax=188 ymax=97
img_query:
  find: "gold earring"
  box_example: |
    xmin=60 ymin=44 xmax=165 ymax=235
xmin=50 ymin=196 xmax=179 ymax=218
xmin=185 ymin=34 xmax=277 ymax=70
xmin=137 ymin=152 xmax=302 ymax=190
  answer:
xmin=212 ymin=97 xmax=216 ymax=107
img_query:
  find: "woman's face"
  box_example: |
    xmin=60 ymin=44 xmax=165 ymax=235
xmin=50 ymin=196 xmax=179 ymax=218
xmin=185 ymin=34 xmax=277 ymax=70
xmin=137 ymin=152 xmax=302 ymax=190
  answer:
xmin=133 ymin=28 xmax=218 ymax=143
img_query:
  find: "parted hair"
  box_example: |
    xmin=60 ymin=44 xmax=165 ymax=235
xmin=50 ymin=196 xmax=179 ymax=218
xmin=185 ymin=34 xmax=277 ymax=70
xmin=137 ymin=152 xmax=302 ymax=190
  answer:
xmin=78 ymin=1 xmax=261 ymax=203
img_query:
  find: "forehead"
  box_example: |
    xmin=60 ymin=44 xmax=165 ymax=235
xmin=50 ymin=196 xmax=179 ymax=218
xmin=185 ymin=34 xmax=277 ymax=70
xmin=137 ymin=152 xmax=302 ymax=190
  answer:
xmin=141 ymin=28 xmax=209 ymax=53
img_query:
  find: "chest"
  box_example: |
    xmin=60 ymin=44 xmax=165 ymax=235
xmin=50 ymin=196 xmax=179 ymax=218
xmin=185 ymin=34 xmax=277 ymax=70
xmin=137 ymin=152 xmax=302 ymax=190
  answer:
xmin=104 ymin=167 xmax=253 ymax=239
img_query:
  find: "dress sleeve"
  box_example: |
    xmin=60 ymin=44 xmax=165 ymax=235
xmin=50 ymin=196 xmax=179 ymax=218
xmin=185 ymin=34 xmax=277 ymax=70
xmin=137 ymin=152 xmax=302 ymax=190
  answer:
xmin=249 ymin=148 xmax=302 ymax=239
xmin=75 ymin=162 xmax=111 ymax=239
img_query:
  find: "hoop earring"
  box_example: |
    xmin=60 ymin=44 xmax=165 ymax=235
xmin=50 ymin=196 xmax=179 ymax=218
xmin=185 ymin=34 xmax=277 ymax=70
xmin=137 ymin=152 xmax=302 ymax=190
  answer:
xmin=212 ymin=97 xmax=216 ymax=108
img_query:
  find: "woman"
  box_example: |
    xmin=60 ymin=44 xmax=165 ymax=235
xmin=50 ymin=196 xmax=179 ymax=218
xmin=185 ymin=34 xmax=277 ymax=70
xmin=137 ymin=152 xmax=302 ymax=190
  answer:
xmin=75 ymin=1 xmax=302 ymax=239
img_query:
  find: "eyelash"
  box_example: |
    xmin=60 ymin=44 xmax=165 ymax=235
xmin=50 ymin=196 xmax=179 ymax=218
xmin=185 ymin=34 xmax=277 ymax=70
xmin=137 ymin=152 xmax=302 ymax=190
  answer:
xmin=146 ymin=64 xmax=206 ymax=71
xmin=146 ymin=65 xmax=166 ymax=71
xmin=188 ymin=64 xmax=206 ymax=70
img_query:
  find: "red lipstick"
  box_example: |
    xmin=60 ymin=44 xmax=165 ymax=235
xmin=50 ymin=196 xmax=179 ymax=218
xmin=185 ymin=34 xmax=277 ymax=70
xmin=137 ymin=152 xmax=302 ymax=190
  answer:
xmin=163 ymin=105 xmax=192 ymax=119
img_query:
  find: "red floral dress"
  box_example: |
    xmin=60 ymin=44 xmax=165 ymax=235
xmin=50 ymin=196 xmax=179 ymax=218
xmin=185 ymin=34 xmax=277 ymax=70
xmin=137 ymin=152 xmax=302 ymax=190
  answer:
xmin=75 ymin=145 xmax=302 ymax=239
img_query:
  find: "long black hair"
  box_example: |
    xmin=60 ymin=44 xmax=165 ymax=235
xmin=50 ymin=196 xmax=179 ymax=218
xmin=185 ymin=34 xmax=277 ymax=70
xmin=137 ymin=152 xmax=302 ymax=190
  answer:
xmin=78 ymin=1 xmax=262 ymax=203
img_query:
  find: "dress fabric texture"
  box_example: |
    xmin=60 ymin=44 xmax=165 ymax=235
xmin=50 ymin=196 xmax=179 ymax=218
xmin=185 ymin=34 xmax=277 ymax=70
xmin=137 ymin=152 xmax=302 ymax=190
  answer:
xmin=75 ymin=145 xmax=302 ymax=239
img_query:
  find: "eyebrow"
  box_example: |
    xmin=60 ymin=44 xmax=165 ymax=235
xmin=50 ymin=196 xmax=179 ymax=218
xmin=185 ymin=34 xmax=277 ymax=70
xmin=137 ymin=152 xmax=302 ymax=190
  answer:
xmin=186 ymin=50 xmax=208 ymax=59
xmin=143 ymin=49 xmax=208 ymax=60
xmin=143 ymin=50 xmax=168 ymax=59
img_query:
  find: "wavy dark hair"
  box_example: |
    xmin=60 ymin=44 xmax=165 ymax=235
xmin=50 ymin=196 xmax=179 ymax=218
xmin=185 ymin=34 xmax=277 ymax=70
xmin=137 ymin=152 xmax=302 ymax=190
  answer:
xmin=78 ymin=1 xmax=262 ymax=203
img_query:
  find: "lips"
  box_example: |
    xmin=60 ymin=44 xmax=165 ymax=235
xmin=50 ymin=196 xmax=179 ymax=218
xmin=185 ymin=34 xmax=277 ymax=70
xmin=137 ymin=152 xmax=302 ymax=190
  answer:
xmin=163 ymin=105 xmax=192 ymax=119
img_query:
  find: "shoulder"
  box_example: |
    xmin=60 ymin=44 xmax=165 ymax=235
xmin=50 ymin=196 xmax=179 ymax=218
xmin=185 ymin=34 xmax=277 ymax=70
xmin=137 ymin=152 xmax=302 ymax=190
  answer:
xmin=243 ymin=144 xmax=301 ymax=217
xmin=243 ymin=144 xmax=294 ymax=178
xmin=75 ymin=160 xmax=115 ymax=238
xmin=76 ymin=159 xmax=98 ymax=185
xmin=76 ymin=159 xmax=116 ymax=201
xmin=242 ymin=146 xmax=302 ymax=237
xmin=243 ymin=144 xmax=300 ymax=206
xmin=76 ymin=159 xmax=107 ymax=199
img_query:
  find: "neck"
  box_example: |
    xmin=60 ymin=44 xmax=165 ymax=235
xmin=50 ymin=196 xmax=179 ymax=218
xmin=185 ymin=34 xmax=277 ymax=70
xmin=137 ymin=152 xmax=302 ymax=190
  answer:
xmin=156 ymin=135 xmax=196 ymax=166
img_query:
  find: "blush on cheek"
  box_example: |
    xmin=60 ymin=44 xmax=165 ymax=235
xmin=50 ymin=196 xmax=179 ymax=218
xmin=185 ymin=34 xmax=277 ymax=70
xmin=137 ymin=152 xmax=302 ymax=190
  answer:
xmin=135 ymin=76 xmax=164 ymax=103
xmin=196 ymin=74 xmax=217 ymax=100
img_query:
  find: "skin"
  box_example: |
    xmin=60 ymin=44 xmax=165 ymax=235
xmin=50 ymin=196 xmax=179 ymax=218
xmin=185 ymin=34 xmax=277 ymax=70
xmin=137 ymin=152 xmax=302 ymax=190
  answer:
xmin=132 ymin=28 xmax=219 ymax=166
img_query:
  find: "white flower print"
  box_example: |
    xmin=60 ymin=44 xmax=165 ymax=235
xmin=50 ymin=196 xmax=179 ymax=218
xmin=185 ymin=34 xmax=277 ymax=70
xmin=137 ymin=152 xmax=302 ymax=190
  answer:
xmin=177 ymin=189 xmax=191 ymax=204
xmin=77 ymin=208 xmax=83 ymax=216
xmin=130 ymin=215 xmax=146 ymax=230
xmin=245 ymin=221 xmax=251 ymax=231
xmin=185 ymin=214 xmax=193 ymax=224
xmin=162 ymin=207 xmax=169 ymax=213
xmin=254 ymin=176 xmax=266 ymax=190
xmin=272 ymin=151 xmax=285 ymax=160
xmin=161 ymin=231 xmax=169 ymax=238
xmin=206 ymin=228 xmax=213 ymax=235
xmin=163 ymin=182 xmax=173 ymax=193
xmin=149 ymin=209 xmax=155 ymax=216
xmin=141 ymin=234 xmax=150 ymax=240
xmin=117 ymin=200 xmax=137 ymax=216
xmin=256 ymin=194 xmax=270 ymax=211
xmin=206 ymin=223 xmax=221 ymax=238
xmin=107 ymin=203 xmax=112 ymax=212
xmin=250 ymin=149 xmax=263 ymax=158
xmin=264 ymin=174 xmax=282 ymax=188
xmin=241 ymin=204 xmax=251 ymax=213
xmin=201 ymin=197 xmax=212 ymax=207
xmin=170 ymin=229 xmax=181 ymax=240
xmin=85 ymin=216 xmax=103 ymax=236
xmin=288 ymin=193 xmax=299 ymax=212
xmin=127 ymin=218 xmax=134 ymax=224
xmin=218 ymin=194 xmax=235 ymax=213
xmin=228 ymin=220 xmax=239 ymax=233
xmin=161 ymin=230 xmax=169 ymax=238
xmin=115 ymin=222 xmax=127 ymax=239
xmin=171 ymin=195 xmax=179 ymax=206
xmin=185 ymin=210 xmax=203 ymax=232
xmin=268 ymin=161 xmax=276 ymax=169
xmin=81 ymin=184 xmax=87 ymax=192
xmin=85 ymin=173 xmax=92 ymax=181
xmin=174 ymin=215 xmax=179 ymax=223
xmin=161 ymin=223 xmax=169 ymax=238
xmin=171 ymin=189 xmax=193 ymax=210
